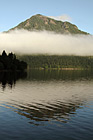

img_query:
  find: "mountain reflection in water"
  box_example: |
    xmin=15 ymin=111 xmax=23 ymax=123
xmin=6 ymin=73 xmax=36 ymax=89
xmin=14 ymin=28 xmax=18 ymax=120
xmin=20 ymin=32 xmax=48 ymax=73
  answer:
xmin=0 ymin=70 xmax=93 ymax=140
xmin=11 ymin=101 xmax=83 ymax=125
xmin=0 ymin=70 xmax=93 ymax=125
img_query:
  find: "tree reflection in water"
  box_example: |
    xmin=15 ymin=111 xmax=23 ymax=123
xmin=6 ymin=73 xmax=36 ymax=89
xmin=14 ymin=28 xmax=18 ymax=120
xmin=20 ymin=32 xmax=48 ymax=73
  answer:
xmin=0 ymin=69 xmax=93 ymax=126
xmin=0 ymin=71 xmax=27 ymax=90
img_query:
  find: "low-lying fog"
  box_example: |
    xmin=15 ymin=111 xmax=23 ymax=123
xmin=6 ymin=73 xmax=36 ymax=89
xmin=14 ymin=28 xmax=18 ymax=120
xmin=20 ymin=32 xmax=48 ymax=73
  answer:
xmin=0 ymin=30 xmax=93 ymax=56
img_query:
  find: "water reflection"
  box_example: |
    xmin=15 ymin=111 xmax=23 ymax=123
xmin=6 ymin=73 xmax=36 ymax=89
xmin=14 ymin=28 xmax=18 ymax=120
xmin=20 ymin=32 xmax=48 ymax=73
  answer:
xmin=0 ymin=70 xmax=93 ymax=89
xmin=27 ymin=69 xmax=93 ymax=81
xmin=0 ymin=70 xmax=93 ymax=140
xmin=0 ymin=71 xmax=27 ymax=90
xmin=12 ymin=101 xmax=83 ymax=125
xmin=0 ymin=70 xmax=93 ymax=126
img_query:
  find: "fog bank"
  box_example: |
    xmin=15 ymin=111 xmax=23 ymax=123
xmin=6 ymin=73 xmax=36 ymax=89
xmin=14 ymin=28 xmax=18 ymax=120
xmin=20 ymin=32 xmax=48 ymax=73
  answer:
xmin=0 ymin=30 xmax=93 ymax=56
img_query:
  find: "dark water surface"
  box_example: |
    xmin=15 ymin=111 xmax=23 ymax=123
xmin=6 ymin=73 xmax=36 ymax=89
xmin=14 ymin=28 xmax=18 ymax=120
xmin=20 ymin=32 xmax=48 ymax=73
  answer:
xmin=0 ymin=70 xmax=93 ymax=140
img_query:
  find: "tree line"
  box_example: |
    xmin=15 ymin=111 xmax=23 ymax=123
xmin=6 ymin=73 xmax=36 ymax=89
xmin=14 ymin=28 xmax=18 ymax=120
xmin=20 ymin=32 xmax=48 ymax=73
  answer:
xmin=0 ymin=50 xmax=27 ymax=71
xmin=17 ymin=55 xmax=93 ymax=69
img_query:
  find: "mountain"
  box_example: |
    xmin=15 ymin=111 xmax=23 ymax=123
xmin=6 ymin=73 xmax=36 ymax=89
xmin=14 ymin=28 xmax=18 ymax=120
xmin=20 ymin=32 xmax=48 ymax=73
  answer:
xmin=9 ymin=14 xmax=88 ymax=34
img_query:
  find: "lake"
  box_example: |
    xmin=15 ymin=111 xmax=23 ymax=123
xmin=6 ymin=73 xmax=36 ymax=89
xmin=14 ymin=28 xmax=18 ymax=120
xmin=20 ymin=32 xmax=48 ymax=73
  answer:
xmin=0 ymin=70 xmax=93 ymax=140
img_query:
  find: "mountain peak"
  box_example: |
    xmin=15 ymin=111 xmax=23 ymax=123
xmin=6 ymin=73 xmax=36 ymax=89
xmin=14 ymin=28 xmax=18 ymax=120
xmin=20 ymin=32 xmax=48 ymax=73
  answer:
xmin=33 ymin=14 xmax=43 ymax=17
xmin=9 ymin=14 xmax=88 ymax=35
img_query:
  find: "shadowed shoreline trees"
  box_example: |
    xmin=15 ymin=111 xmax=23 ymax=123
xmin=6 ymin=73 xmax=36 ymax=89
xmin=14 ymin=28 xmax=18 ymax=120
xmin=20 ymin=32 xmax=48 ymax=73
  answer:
xmin=0 ymin=50 xmax=27 ymax=71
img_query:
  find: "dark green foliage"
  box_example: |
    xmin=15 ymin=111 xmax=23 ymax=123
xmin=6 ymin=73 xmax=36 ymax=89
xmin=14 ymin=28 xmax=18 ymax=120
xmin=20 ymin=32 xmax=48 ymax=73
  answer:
xmin=9 ymin=14 xmax=88 ymax=35
xmin=0 ymin=62 xmax=4 ymax=70
xmin=0 ymin=50 xmax=27 ymax=71
xmin=17 ymin=55 xmax=93 ymax=69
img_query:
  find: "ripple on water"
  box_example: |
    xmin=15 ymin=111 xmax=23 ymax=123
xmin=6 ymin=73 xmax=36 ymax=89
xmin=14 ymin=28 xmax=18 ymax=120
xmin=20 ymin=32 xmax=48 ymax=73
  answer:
xmin=0 ymin=71 xmax=93 ymax=140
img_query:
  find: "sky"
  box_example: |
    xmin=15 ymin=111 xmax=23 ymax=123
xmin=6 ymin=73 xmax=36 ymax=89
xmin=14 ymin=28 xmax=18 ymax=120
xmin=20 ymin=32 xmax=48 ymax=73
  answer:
xmin=0 ymin=0 xmax=93 ymax=34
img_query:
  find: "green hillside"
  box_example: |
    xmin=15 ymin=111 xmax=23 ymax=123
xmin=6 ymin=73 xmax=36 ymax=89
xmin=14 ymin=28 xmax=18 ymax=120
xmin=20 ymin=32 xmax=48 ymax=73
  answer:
xmin=9 ymin=14 xmax=88 ymax=34
xmin=17 ymin=55 xmax=93 ymax=69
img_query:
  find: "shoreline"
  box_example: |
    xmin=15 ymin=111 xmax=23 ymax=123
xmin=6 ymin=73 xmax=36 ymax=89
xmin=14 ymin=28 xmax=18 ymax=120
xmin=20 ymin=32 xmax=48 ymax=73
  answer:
xmin=27 ymin=67 xmax=91 ymax=70
xmin=0 ymin=68 xmax=92 ymax=72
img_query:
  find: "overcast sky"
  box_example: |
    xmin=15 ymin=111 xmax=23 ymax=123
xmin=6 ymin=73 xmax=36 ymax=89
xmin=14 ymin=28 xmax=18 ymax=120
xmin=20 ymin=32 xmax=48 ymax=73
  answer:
xmin=0 ymin=0 xmax=93 ymax=34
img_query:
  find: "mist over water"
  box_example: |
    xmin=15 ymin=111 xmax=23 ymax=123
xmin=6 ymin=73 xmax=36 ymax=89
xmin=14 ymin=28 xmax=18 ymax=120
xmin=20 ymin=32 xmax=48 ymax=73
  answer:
xmin=0 ymin=30 xmax=93 ymax=56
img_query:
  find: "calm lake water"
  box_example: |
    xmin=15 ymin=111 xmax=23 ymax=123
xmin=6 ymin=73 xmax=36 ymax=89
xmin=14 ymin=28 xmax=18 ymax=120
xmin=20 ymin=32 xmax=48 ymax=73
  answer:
xmin=0 ymin=70 xmax=93 ymax=140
